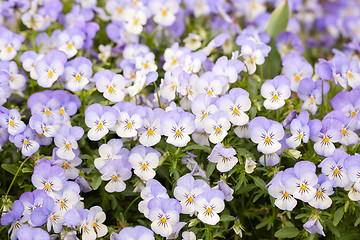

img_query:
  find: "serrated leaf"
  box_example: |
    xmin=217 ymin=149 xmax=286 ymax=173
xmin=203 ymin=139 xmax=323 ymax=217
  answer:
xmin=206 ymin=162 xmax=216 ymax=179
xmin=274 ymin=227 xmax=299 ymax=238
xmin=333 ymin=207 xmax=344 ymax=226
xmin=1 ymin=163 xmax=18 ymax=175
xmin=265 ymin=0 xmax=290 ymax=39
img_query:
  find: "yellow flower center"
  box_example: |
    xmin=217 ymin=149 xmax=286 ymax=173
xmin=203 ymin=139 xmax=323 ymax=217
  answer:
xmin=10 ymin=76 xmax=13 ymax=81
xmin=9 ymin=120 xmax=14 ymax=126
xmin=310 ymin=96 xmax=315 ymax=103
xmin=7 ymin=46 xmax=12 ymax=52
xmin=130 ymin=74 xmax=135 ymax=79
xmin=48 ymin=71 xmax=54 ymax=77
xmin=45 ymin=183 xmax=50 ymax=190
xmin=45 ymin=16 xmax=50 ymax=22
xmin=323 ymin=136 xmax=329 ymax=143
xmin=250 ymin=57 xmax=254 ymax=63
xmin=300 ymin=184 xmax=307 ymax=191
xmin=59 ymin=108 xmax=65 ymax=115
xmin=188 ymin=196 xmax=193 ymax=202
xmin=45 ymin=109 xmax=51 ymax=116
xmin=206 ymin=207 xmax=212 ymax=214
xmin=160 ymin=217 xmax=167 ymax=223
xmin=148 ymin=128 xmax=154 ymax=135
xmin=353 ymin=186 xmax=358 ymax=192
xmin=316 ymin=190 xmax=322 ymax=196
xmin=63 ymin=163 xmax=69 ymax=168
xmin=348 ymin=72 xmax=352 ymax=78
xmin=98 ymin=122 xmax=103 ymax=129
xmin=68 ymin=43 xmax=73 ymax=49
xmin=108 ymin=86 xmax=114 ymax=93
xmin=118 ymin=8 xmax=123 ymax=13
xmin=127 ymin=122 xmax=132 ymax=128
xmin=113 ymin=175 xmax=118 ymax=180
xmin=134 ymin=18 xmax=139 ymax=24
xmin=52 ymin=215 xmax=56 ymax=221
xmin=76 ymin=75 xmax=81 ymax=81
xmin=351 ymin=111 xmax=356 ymax=118
xmin=93 ymin=222 xmax=97 ymax=228
xmin=295 ymin=75 xmax=300 ymax=81
xmin=265 ymin=136 xmax=271 ymax=143
xmin=341 ymin=128 xmax=347 ymax=135
xmin=142 ymin=163 xmax=147 ymax=170
xmin=334 ymin=168 xmax=340 ymax=175
xmin=272 ymin=94 xmax=278 ymax=100
xmin=207 ymin=90 xmax=212 ymax=96
xmin=298 ymin=134 xmax=303 ymax=139
xmin=196 ymin=2 xmax=202 ymax=8
xmin=143 ymin=63 xmax=148 ymax=68
xmin=283 ymin=191 xmax=289 ymax=198
xmin=24 ymin=139 xmax=29 ymax=145
xmin=202 ymin=112 xmax=208 ymax=119
xmin=162 ymin=10 xmax=167 ymax=15
xmin=233 ymin=108 xmax=239 ymax=114
xmin=60 ymin=201 xmax=65 ymax=208
xmin=83 ymin=226 xmax=87 ymax=231
xmin=216 ymin=127 xmax=221 ymax=133
xmin=173 ymin=59 xmax=177 ymax=64
xmin=172 ymin=85 xmax=176 ymax=90
xmin=66 ymin=143 xmax=71 ymax=149
xmin=176 ymin=129 xmax=181 ymax=136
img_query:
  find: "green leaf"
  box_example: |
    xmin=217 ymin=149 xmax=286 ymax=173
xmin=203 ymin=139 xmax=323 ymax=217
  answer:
xmin=265 ymin=0 xmax=289 ymax=39
xmin=206 ymin=162 xmax=217 ymax=179
xmin=220 ymin=215 xmax=235 ymax=222
xmin=256 ymin=220 xmax=268 ymax=229
xmin=333 ymin=207 xmax=344 ymax=226
xmin=1 ymin=163 xmax=18 ymax=175
xmin=323 ymin=218 xmax=340 ymax=237
xmin=91 ymin=175 xmax=102 ymax=190
xmin=274 ymin=227 xmax=300 ymax=238
xmin=355 ymin=216 xmax=360 ymax=227
xmin=183 ymin=144 xmax=212 ymax=153
xmin=251 ymin=176 xmax=267 ymax=192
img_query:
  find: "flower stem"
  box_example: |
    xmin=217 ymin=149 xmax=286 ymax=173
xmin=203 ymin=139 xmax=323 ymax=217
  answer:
xmin=154 ymin=82 xmax=162 ymax=108
xmin=58 ymin=78 xmax=64 ymax=90
xmin=6 ymin=157 xmax=31 ymax=196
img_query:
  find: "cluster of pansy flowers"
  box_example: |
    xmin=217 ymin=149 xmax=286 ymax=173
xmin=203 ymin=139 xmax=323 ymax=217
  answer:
xmin=1 ymin=0 xmax=360 ymax=239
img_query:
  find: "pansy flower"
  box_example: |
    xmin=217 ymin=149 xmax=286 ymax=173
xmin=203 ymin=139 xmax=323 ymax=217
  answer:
xmin=63 ymin=56 xmax=92 ymax=92
xmin=13 ymin=127 xmax=40 ymax=157
xmin=31 ymin=161 xmax=66 ymax=194
xmin=194 ymin=189 xmax=225 ymax=225
xmin=208 ymin=143 xmax=238 ymax=172
xmin=94 ymin=70 xmax=126 ymax=103
xmin=94 ymin=139 xmax=129 ymax=171
xmin=149 ymin=0 xmax=180 ymax=27
xmin=308 ymin=174 xmax=334 ymax=210
xmin=282 ymin=54 xmax=313 ymax=92
xmin=261 ymin=75 xmax=291 ymax=110
xmin=54 ymin=126 xmax=84 ymax=161
xmin=138 ymin=108 xmax=164 ymax=147
xmin=139 ymin=180 xmax=170 ymax=218
xmin=100 ymin=158 xmax=132 ymax=193
xmin=128 ymin=145 xmax=161 ymax=181
xmin=111 ymin=226 xmax=155 ymax=240
xmin=285 ymin=111 xmax=310 ymax=149
xmin=203 ymin=111 xmax=230 ymax=144
xmin=0 ymin=108 xmax=26 ymax=136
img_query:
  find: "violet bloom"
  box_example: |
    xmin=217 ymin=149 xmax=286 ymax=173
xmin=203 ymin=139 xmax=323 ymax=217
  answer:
xmin=240 ymin=40 xmax=269 ymax=74
xmin=159 ymin=67 xmax=185 ymax=101
xmin=15 ymin=225 xmax=50 ymax=240
xmin=0 ymin=27 xmax=25 ymax=61
xmin=308 ymin=174 xmax=334 ymax=210
xmin=195 ymin=72 xmax=227 ymax=98
xmin=282 ymin=54 xmax=313 ymax=92
xmin=139 ymin=180 xmax=170 ymax=218
xmin=138 ymin=108 xmax=165 ymax=147
xmin=326 ymin=110 xmax=359 ymax=146
xmin=35 ymin=49 xmax=67 ymax=88
xmin=113 ymin=103 xmax=144 ymax=138
xmin=52 ymin=90 xmax=81 ymax=123
xmin=303 ymin=218 xmax=325 ymax=237
xmin=344 ymin=155 xmax=360 ymax=192
xmin=211 ymin=56 xmax=245 ymax=84
xmin=19 ymin=189 xmax=48 ymax=222
xmin=63 ymin=56 xmax=92 ymax=92
xmin=57 ymin=28 xmax=85 ymax=58
xmin=310 ymin=116 xmax=342 ymax=157
xmin=128 ymin=145 xmax=161 ymax=181
xmin=214 ymin=180 xmax=234 ymax=201
xmin=194 ymin=189 xmax=225 ymax=225
xmin=54 ymin=125 xmax=84 ymax=160
xmin=0 ymin=61 xmax=27 ymax=90
xmin=111 ymin=226 xmax=155 ymax=240
xmin=283 ymin=161 xmax=318 ymax=202
xmin=174 ymin=174 xmax=210 ymax=214
xmin=191 ymin=94 xmax=218 ymax=130
xmin=319 ymin=148 xmax=350 ymax=188
xmin=261 ymin=75 xmax=291 ymax=110
xmin=148 ymin=197 xmax=182 ymax=237
xmin=297 ymin=78 xmax=330 ymax=115
xmin=94 ymin=139 xmax=129 ymax=171
xmin=276 ymin=31 xmax=304 ymax=58
xmin=149 ymin=0 xmax=180 ymax=27
xmin=0 ymin=70 xmax=11 ymax=105
xmin=267 ymin=171 xmax=297 ymax=211
xmin=85 ymin=103 xmax=117 ymax=141
xmin=216 ymin=88 xmax=251 ymax=126
xmin=208 ymin=143 xmax=238 ymax=172
xmin=27 ymin=91 xmax=61 ymax=122
xmin=330 ymin=89 xmax=360 ymax=121
xmin=316 ymin=59 xmax=346 ymax=88
xmin=249 ymin=117 xmax=284 ymax=154
xmin=99 ymin=159 xmax=132 ymax=193
xmin=203 ymin=111 xmax=230 ymax=144
xmin=1 ymin=200 xmax=24 ymax=238
xmin=13 ymin=127 xmax=40 ymax=156
xmin=161 ymin=110 xmax=195 ymax=147
xmin=285 ymin=111 xmax=310 ymax=149
xmin=80 ymin=206 xmax=108 ymax=239
xmin=31 ymin=161 xmax=67 ymax=194
xmin=0 ymin=108 xmax=26 ymax=135
xmin=94 ymin=70 xmax=126 ymax=102
xmin=52 ymin=181 xmax=81 ymax=214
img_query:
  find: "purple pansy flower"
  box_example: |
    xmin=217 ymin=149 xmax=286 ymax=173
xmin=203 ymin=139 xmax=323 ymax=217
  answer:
xmin=99 ymin=158 xmax=132 ymax=193
xmin=128 ymin=145 xmax=161 ymax=181
xmin=0 ymin=108 xmax=26 ymax=136
xmin=194 ymin=189 xmax=225 ymax=225
xmin=31 ymin=161 xmax=67 ymax=194
xmin=94 ymin=70 xmax=126 ymax=103
xmin=111 ymin=226 xmax=155 ymax=240
xmin=54 ymin=125 xmax=84 ymax=160
xmin=63 ymin=56 xmax=92 ymax=92
xmin=261 ymin=75 xmax=291 ymax=110
xmin=285 ymin=111 xmax=310 ymax=149
xmin=303 ymin=218 xmax=325 ymax=237
xmin=282 ymin=54 xmax=313 ymax=92
xmin=308 ymin=174 xmax=334 ymax=210
xmin=208 ymin=143 xmax=238 ymax=172
xmin=12 ymin=127 xmax=40 ymax=157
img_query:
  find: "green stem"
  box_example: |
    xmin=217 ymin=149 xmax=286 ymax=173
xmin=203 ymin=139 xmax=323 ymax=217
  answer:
xmin=58 ymin=78 xmax=64 ymax=90
xmin=260 ymin=64 xmax=264 ymax=84
xmin=6 ymin=157 xmax=31 ymax=196
xmin=124 ymin=195 xmax=140 ymax=216
xmin=154 ymin=82 xmax=162 ymax=108
xmin=264 ymin=154 xmax=267 ymax=168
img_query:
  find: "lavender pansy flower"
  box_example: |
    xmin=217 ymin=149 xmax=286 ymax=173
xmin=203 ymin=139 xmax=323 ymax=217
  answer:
xmin=35 ymin=49 xmax=67 ymax=88
xmin=297 ymin=78 xmax=330 ymax=115
xmin=124 ymin=8 xmax=147 ymax=35
xmin=128 ymin=145 xmax=161 ymax=181
xmin=1 ymin=200 xmax=25 ymax=238
xmin=174 ymin=174 xmax=210 ymax=214
xmin=94 ymin=70 xmax=126 ymax=102
xmin=85 ymin=103 xmax=117 ymax=141
xmin=54 ymin=125 xmax=84 ymax=160
xmin=240 ymin=41 xmax=267 ymax=74
xmin=0 ymin=70 xmax=11 ymax=105
xmin=303 ymin=218 xmax=325 ymax=237
xmin=267 ymin=171 xmax=297 ymax=211
xmin=216 ymin=88 xmax=251 ymax=126
xmin=148 ymin=197 xmax=182 ymax=237
xmin=113 ymin=103 xmax=144 ymax=138
xmin=211 ymin=56 xmax=245 ymax=84
xmin=139 ymin=180 xmax=170 ymax=218
xmin=13 ymin=127 xmax=40 ymax=156
xmin=330 ymin=89 xmax=360 ymax=122
xmin=16 ymin=225 xmax=50 ymax=240
xmin=191 ymin=94 xmax=218 ymax=130
xmin=0 ymin=108 xmax=26 ymax=135
xmin=194 ymin=189 xmax=225 ymax=225
xmin=341 ymin=58 xmax=360 ymax=89
xmin=214 ymin=180 xmax=234 ymax=202
xmin=63 ymin=56 xmax=92 ymax=92
xmin=52 ymin=148 xmax=82 ymax=179
xmin=138 ymin=108 xmax=164 ymax=147
xmin=203 ymin=110 xmax=230 ymax=144
xmin=149 ymin=0 xmax=180 ymax=27
xmin=31 ymin=161 xmax=67 ymax=194
xmin=80 ymin=206 xmax=108 ymax=239
xmin=208 ymin=143 xmax=238 ymax=172
xmin=344 ymin=155 xmax=360 ymax=192
xmin=282 ymin=54 xmax=313 ymax=92
xmin=27 ymin=91 xmax=61 ymax=122
xmin=283 ymin=161 xmax=318 ymax=202
xmin=99 ymin=158 xmax=132 ymax=193
xmin=285 ymin=111 xmax=310 ymax=149
xmin=261 ymin=75 xmax=291 ymax=110
xmin=0 ymin=61 xmax=27 ymax=90
xmin=249 ymin=117 xmax=284 ymax=154
xmin=308 ymin=174 xmax=334 ymax=210
xmin=161 ymin=110 xmax=195 ymax=147
xmin=57 ymin=28 xmax=85 ymax=58
xmin=94 ymin=139 xmax=129 ymax=171
xmin=195 ymin=72 xmax=227 ymax=98
xmin=276 ymin=31 xmax=304 ymax=58
xmin=0 ymin=27 xmax=25 ymax=61
xmin=326 ymin=110 xmax=359 ymax=146
xmin=110 ymin=226 xmax=155 ymax=240
xmin=135 ymin=52 xmax=158 ymax=74
xmin=319 ymin=148 xmax=350 ymax=188
xmin=52 ymin=181 xmax=81 ymax=214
